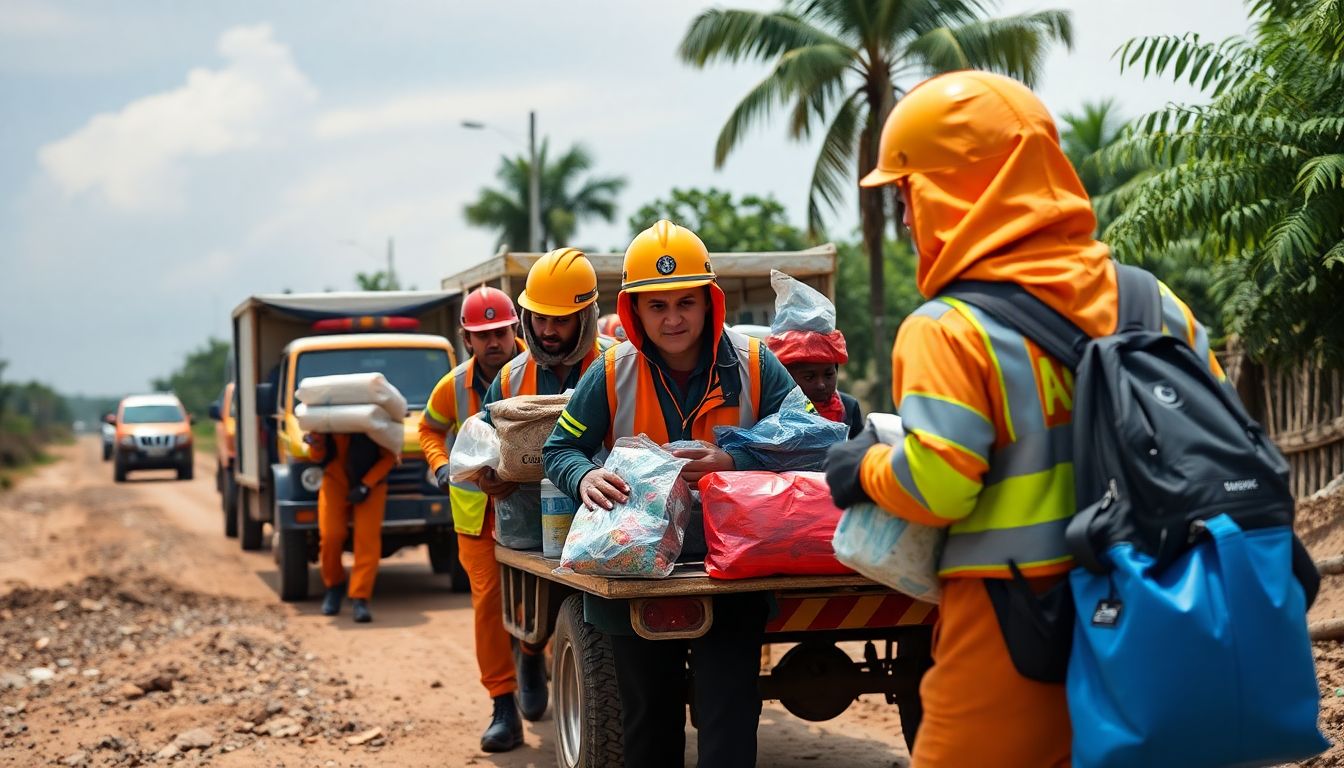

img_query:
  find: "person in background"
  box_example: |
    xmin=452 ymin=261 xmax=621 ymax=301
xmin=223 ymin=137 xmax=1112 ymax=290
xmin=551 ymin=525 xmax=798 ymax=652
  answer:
xmin=767 ymin=330 xmax=864 ymax=438
xmin=303 ymin=430 xmax=395 ymax=623
xmin=417 ymin=286 xmax=528 ymax=753
xmin=543 ymin=220 xmax=797 ymax=768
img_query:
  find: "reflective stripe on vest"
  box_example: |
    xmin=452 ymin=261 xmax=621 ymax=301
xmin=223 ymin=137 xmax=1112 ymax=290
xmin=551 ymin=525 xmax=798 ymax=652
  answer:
xmin=603 ymin=328 xmax=763 ymax=444
xmin=932 ymin=298 xmax=1076 ymax=577
xmin=445 ymin=358 xmax=487 ymax=536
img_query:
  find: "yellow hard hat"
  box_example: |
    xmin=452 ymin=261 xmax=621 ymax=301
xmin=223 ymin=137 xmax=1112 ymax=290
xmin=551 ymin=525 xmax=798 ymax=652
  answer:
xmin=621 ymin=220 xmax=714 ymax=294
xmin=518 ymin=247 xmax=599 ymax=316
xmin=860 ymin=70 xmax=1058 ymax=187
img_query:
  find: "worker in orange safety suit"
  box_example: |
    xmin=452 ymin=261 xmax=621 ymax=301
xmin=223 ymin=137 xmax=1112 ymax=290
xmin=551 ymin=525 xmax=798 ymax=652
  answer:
xmin=303 ymin=431 xmax=396 ymax=623
xmin=417 ymin=285 xmax=527 ymax=753
xmin=824 ymin=70 xmax=1228 ymax=768
xmin=473 ymin=247 xmax=614 ymax=723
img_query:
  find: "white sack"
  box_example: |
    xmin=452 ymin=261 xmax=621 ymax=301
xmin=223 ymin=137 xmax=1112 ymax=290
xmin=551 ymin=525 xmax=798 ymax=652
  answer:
xmin=296 ymin=372 xmax=408 ymax=420
xmin=296 ymin=402 xmax=405 ymax=455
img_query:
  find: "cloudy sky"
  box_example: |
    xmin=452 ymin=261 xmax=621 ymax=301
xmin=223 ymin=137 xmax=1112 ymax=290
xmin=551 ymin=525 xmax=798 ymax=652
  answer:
xmin=0 ymin=0 xmax=1252 ymax=396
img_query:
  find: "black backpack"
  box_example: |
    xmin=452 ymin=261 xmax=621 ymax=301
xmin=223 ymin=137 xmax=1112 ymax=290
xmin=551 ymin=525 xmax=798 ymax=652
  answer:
xmin=943 ymin=263 xmax=1317 ymax=592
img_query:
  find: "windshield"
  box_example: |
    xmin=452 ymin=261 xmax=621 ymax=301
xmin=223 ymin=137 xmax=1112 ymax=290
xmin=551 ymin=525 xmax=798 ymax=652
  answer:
xmin=122 ymin=404 xmax=184 ymax=424
xmin=293 ymin=347 xmax=450 ymax=410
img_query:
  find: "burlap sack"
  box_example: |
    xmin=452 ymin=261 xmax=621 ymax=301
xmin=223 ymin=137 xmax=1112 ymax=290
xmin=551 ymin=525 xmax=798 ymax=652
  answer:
xmin=487 ymin=393 xmax=570 ymax=482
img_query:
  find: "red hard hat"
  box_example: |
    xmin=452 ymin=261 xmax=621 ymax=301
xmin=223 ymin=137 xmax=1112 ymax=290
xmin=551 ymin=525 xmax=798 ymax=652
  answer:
xmin=460 ymin=286 xmax=519 ymax=332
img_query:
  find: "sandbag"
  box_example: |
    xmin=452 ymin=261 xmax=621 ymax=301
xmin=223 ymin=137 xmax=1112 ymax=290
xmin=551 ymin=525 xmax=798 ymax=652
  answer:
xmin=713 ymin=387 xmax=847 ymax=471
xmin=769 ymin=269 xmax=835 ymax=334
xmin=495 ymin=483 xmax=542 ymax=550
xmin=699 ymin=471 xmax=853 ymax=579
xmin=448 ymin=414 xmax=501 ymax=483
xmin=295 ymin=403 xmax=404 ymax=455
xmin=489 ymin=394 xmax=570 ymax=482
xmin=555 ymin=436 xmax=692 ymax=578
xmin=296 ymin=372 xmax=408 ymax=420
xmin=830 ymin=414 xmax=942 ymax=603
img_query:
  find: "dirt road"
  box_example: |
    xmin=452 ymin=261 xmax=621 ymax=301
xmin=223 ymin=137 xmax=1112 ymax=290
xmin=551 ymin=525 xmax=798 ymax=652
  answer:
xmin=0 ymin=438 xmax=912 ymax=767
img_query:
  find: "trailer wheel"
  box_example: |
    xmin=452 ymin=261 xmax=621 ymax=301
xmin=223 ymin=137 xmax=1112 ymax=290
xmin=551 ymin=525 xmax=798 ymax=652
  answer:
xmin=277 ymin=528 xmax=310 ymax=601
xmin=553 ymin=594 xmax=623 ymax=768
xmin=238 ymin=490 xmax=264 ymax=551
xmin=428 ymin=537 xmax=470 ymax=593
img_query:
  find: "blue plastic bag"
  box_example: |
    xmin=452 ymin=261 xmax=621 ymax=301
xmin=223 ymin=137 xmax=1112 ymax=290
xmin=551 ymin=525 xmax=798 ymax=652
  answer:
xmin=1068 ymin=514 xmax=1327 ymax=768
xmin=713 ymin=388 xmax=847 ymax=472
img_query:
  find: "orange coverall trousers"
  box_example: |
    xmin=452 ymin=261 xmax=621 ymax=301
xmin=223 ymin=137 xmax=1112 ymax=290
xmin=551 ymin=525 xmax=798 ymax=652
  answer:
xmin=911 ymin=577 xmax=1072 ymax=768
xmin=457 ymin=511 xmax=518 ymax=698
xmin=317 ymin=465 xmax=387 ymax=601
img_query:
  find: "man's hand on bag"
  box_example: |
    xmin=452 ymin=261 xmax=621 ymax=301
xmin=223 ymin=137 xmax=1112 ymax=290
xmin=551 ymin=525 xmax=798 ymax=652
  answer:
xmin=347 ymin=484 xmax=371 ymax=504
xmin=825 ymin=427 xmax=880 ymax=510
xmin=473 ymin=467 xmax=518 ymax=499
xmin=434 ymin=465 xmax=452 ymax=492
xmin=670 ymin=445 xmax=735 ymax=485
xmin=578 ymin=468 xmax=629 ymax=510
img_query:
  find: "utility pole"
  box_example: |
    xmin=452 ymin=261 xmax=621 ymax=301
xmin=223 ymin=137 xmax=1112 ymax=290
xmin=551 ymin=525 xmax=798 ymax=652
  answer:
xmin=529 ymin=110 xmax=542 ymax=253
xmin=386 ymin=237 xmax=396 ymax=290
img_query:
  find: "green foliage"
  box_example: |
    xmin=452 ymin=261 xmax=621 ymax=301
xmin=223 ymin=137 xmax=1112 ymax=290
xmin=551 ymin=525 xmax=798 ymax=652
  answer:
xmin=0 ymin=359 xmax=72 ymax=472
xmin=1101 ymin=0 xmax=1344 ymax=365
xmin=151 ymin=338 xmax=230 ymax=420
xmin=464 ymin=140 xmax=627 ymax=251
xmin=355 ymin=270 xmax=400 ymax=291
xmin=627 ymin=188 xmax=811 ymax=251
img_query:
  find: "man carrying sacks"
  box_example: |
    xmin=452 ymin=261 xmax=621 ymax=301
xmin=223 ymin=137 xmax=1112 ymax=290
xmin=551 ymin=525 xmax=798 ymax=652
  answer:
xmin=417 ymin=286 xmax=527 ymax=753
xmin=473 ymin=247 xmax=613 ymax=724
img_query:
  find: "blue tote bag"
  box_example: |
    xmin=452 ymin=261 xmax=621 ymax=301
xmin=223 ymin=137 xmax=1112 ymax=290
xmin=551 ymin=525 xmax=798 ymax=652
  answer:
xmin=1068 ymin=514 xmax=1327 ymax=768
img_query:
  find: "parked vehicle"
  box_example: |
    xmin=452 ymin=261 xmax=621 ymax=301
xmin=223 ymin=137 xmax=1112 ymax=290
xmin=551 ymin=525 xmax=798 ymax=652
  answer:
xmin=100 ymin=413 xmax=115 ymax=461
xmin=209 ymin=382 xmax=238 ymax=537
xmin=111 ymin=394 xmax=194 ymax=482
xmin=228 ymin=291 xmax=469 ymax=601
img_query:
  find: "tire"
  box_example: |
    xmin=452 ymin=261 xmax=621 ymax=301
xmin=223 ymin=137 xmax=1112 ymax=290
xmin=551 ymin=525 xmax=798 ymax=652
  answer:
xmin=428 ymin=537 xmax=471 ymax=593
xmin=238 ymin=490 xmax=264 ymax=551
xmin=222 ymin=473 xmax=239 ymax=538
xmin=277 ymin=528 xmax=310 ymax=602
xmin=177 ymin=459 xmax=194 ymax=481
xmin=113 ymin=455 xmax=127 ymax=483
xmin=102 ymin=443 xmax=112 ymax=462
xmin=552 ymin=594 xmax=623 ymax=768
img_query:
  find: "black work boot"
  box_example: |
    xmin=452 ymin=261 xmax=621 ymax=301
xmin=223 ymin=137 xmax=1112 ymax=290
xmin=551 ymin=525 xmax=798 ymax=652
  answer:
xmin=480 ymin=694 xmax=524 ymax=752
xmin=351 ymin=599 xmax=372 ymax=623
xmin=517 ymin=648 xmax=549 ymax=721
xmin=321 ymin=583 xmax=346 ymax=616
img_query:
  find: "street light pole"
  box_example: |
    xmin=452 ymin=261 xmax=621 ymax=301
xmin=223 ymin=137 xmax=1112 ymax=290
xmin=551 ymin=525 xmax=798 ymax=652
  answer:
xmin=528 ymin=110 xmax=541 ymax=253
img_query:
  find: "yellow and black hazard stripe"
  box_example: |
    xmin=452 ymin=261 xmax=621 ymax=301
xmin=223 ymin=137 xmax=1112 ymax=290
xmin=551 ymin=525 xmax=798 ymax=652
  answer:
xmin=557 ymin=409 xmax=587 ymax=439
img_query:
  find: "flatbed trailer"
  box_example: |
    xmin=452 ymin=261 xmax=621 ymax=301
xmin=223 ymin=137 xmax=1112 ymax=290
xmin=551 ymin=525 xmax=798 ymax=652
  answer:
xmin=495 ymin=546 xmax=936 ymax=768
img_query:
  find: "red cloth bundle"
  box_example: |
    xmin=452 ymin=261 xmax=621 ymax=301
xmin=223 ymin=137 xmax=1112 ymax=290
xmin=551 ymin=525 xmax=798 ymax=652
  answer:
xmin=766 ymin=329 xmax=848 ymax=365
xmin=698 ymin=471 xmax=854 ymax=579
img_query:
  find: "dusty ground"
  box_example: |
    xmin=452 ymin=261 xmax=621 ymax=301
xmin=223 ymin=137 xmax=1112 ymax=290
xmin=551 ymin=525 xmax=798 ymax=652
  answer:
xmin=0 ymin=438 xmax=912 ymax=767
xmin=1296 ymin=481 xmax=1344 ymax=767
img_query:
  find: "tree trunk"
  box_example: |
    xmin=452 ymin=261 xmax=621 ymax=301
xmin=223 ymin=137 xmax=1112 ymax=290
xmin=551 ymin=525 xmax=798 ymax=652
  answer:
xmin=859 ymin=98 xmax=891 ymax=411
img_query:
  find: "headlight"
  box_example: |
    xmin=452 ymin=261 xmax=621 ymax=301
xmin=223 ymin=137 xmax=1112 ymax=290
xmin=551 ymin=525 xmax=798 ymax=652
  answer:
xmin=175 ymin=433 xmax=192 ymax=447
xmin=299 ymin=466 xmax=324 ymax=493
xmin=119 ymin=435 xmax=136 ymax=447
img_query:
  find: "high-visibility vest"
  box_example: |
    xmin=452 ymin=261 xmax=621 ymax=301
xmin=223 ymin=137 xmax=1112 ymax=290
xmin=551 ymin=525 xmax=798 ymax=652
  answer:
xmin=601 ymin=328 xmax=763 ymax=445
xmin=497 ymin=338 xmax=613 ymax=399
xmin=423 ymin=357 xmax=489 ymax=536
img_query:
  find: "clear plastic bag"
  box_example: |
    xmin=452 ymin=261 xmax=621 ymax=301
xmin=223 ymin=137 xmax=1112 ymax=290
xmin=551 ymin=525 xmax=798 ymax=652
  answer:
xmin=448 ymin=414 xmax=501 ymax=483
xmin=555 ymin=436 xmax=693 ymax=578
xmin=713 ymin=387 xmax=848 ymax=472
xmin=769 ymin=269 xmax=835 ymax=334
xmin=494 ymin=483 xmax=543 ymax=550
xmin=830 ymin=414 xmax=943 ymax=603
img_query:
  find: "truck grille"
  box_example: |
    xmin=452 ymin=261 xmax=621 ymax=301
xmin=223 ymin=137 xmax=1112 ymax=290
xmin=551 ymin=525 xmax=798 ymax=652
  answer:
xmin=136 ymin=435 xmax=174 ymax=449
xmin=387 ymin=459 xmax=431 ymax=495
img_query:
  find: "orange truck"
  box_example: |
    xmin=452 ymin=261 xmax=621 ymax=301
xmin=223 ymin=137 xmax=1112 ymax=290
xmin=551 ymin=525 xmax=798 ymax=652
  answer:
xmin=110 ymin=393 xmax=195 ymax=483
xmin=227 ymin=291 xmax=467 ymax=601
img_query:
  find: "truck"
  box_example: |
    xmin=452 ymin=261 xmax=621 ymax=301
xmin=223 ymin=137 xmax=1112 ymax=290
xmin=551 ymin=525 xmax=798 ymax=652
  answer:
xmin=497 ymin=548 xmax=935 ymax=768
xmin=227 ymin=291 xmax=468 ymax=601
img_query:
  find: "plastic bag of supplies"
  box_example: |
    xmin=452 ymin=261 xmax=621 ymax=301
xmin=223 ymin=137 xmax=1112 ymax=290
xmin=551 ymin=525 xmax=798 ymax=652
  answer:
xmin=699 ymin=471 xmax=853 ymax=579
xmin=447 ymin=414 xmax=501 ymax=483
xmin=830 ymin=414 xmax=943 ymax=603
xmin=713 ymin=387 xmax=848 ymax=472
xmin=555 ymin=436 xmax=692 ymax=578
xmin=769 ymin=269 xmax=835 ymax=334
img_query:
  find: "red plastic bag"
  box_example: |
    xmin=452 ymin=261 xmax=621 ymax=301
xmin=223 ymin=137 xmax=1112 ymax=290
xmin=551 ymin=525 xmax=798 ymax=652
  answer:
xmin=698 ymin=471 xmax=854 ymax=579
xmin=766 ymin=329 xmax=848 ymax=365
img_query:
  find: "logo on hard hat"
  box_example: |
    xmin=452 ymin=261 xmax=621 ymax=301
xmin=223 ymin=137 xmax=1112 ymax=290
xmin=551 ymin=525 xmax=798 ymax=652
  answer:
xmin=574 ymin=288 xmax=597 ymax=304
xmin=484 ymin=307 xmax=496 ymax=320
xmin=656 ymin=255 xmax=677 ymax=275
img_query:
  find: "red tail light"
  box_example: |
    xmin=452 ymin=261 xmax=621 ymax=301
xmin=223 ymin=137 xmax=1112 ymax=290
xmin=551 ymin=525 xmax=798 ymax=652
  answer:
xmin=312 ymin=316 xmax=420 ymax=332
xmin=632 ymin=597 xmax=711 ymax=639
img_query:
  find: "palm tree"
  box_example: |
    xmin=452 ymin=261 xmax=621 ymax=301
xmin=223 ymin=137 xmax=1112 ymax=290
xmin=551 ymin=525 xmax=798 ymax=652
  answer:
xmin=1100 ymin=0 xmax=1344 ymax=365
xmin=680 ymin=0 xmax=1072 ymax=404
xmin=464 ymin=140 xmax=627 ymax=251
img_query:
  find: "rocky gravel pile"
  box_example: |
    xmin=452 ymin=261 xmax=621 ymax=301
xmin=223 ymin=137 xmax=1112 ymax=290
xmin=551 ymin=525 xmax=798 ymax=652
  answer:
xmin=0 ymin=571 xmax=394 ymax=765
